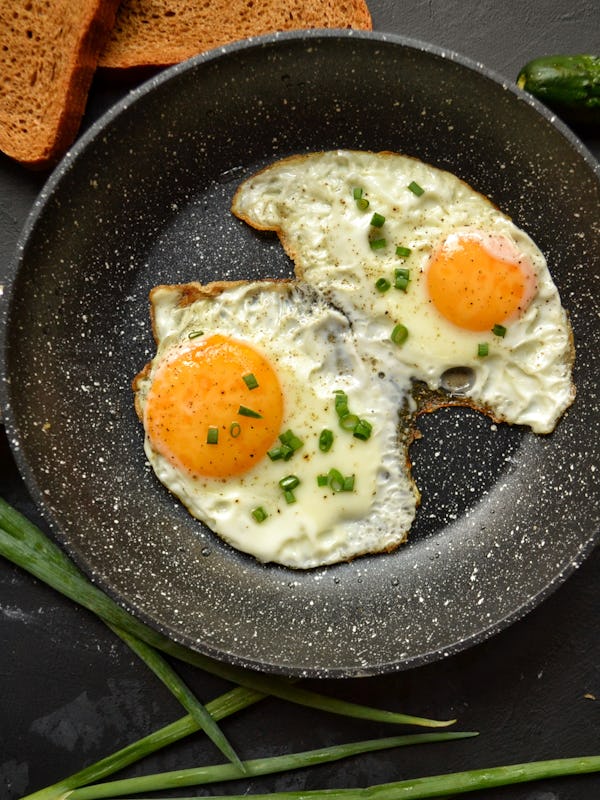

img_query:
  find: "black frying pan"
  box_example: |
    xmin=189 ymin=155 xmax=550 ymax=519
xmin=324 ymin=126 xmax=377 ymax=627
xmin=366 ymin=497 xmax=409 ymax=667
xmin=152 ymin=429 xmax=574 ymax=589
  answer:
xmin=1 ymin=31 xmax=598 ymax=677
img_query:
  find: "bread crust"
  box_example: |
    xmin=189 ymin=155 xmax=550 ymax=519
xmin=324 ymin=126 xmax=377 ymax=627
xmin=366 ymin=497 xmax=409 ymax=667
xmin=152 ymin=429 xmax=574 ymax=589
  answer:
xmin=0 ymin=0 xmax=120 ymax=168
xmin=100 ymin=0 xmax=372 ymax=69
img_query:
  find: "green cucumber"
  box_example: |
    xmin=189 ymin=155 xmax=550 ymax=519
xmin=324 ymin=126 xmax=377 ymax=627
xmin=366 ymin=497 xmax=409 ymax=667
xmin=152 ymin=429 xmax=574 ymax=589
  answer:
xmin=517 ymin=54 xmax=600 ymax=126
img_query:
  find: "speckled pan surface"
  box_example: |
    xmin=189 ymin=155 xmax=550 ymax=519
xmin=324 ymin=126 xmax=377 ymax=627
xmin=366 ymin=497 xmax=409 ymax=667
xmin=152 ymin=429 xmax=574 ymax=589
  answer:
xmin=1 ymin=31 xmax=599 ymax=677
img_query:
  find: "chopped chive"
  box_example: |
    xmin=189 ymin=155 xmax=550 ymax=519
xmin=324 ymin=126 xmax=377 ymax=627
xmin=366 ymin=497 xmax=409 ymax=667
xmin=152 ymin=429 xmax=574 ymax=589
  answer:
xmin=279 ymin=429 xmax=304 ymax=453
xmin=267 ymin=445 xmax=284 ymax=461
xmin=188 ymin=330 xmax=204 ymax=339
xmin=279 ymin=475 xmax=300 ymax=491
xmin=408 ymin=180 xmax=425 ymax=196
xmin=328 ymin=468 xmax=345 ymax=493
xmin=391 ymin=323 xmax=409 ymax=345
xmin=394 ymin=267 xmax=410 ymax=292
xmin=238 ymin=405 xmax=262 ymax=419
xmin=357 ymin=197 xmax=370 ymax=210
xmin=206 ymin=427 xmax=219 ymax=445
xmin=283 ymin=490 xmax=296 ymax=504
xmin=340 ymin=413 xmax=360 ymax=431
xmin=375 ymin=277 xmax=391 ymax=293
xmin=395 ymin=245 xmax=412 ymax=257
xmin=317 ymin=474 xmax=329 ymax=487
xmin=492 ymin=323 xmax=507 ymax=337
xmin=477 ymin=342 xmax=489 ymax=357
xmin=353 ymin=187 xmax=363 ymax=200
xmin=342 ymin=475 xmax=356 ymax=492
xmin=370 ymin=237 xmax=387 ymax=250
xmin=319 ymin=429 xmax=334 ymax=452
xmin=370 ymin=212 xmax=385 ymax=228
xmin=229 ymin=422 xmax=241 ymax=438
xmin=353 ymin=419 xmax=373 ymax=441
xmin=334 ymin=391 xmax=349 ymax=418
xmin=251 ymin=506 xmax=268 ymax=523
xmin=242 ymin=373 xmax=259 ymax=390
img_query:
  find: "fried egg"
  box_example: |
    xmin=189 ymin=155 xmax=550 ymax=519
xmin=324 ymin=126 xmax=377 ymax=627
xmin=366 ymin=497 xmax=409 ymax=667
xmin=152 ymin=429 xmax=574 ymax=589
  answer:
xmin=232 ymin=150 xmax=575 ymax=433
xmin=133 ymin=281 xmax=418 ymax=569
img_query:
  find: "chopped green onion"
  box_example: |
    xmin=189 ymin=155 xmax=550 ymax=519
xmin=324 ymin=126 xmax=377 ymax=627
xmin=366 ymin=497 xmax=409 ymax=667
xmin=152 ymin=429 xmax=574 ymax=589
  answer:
xmin=317 ymin=474 xmax=329 ymax=487
xmin=238 ymin=405 xmax=262 ymax=419
xmin=229 ymin=422 xmax=241 ymax=438
xmin=492 ymin=323 xmax=507 ymax=337
xmin=370 ymin=237 xmax=387 ymax=250
xmin=318 ymin=429 xmax=334 ymax=452
xmin=391 ymin=323 xmax=409 ymax=345
xmin=353 ymin=419 xmax=373 ymax=441
xmin=394 ymin=267 xmax=410 ymax=292
xmin=477 ymin=342 xmax=489 ymax=357
xmin=334 ymin=391 xmax=349 ymax=418
xmin=395 ymin=245 xmax=412 ymax=257
xmin=328 ymin=468 xmax=345 ymax=493
xmin=251 ymin=506 xmax=268 ymax=523
xmin=353 ymin=187 xmax=369 ymax=210
xmin=279 ymin=475 xmax=300 ymax=491
xmin=267 ymin=445 xmax=285 ymax=461
xmin=279 ymin=429 xmax=304 ymax=455
xmin=340 ymin=413 xmax=360 ymax=431
xmin=408 ymin=180 xmax=425 ymax=196
xmin=342 ymin=475 xmax=356 ymax=492
xmin=370 ymin=212 xmax=385 ymax=228
xmin=375 ymin=277 xmax=391 ymax=293
xmin=242 ymin=373 xmax=259 ymax=390
xmin=283 ymin=490 xmax=296 ymax=505
xmin=206 ymin=427 xmax=219 ymax=445
xmin=188 ymin=330 xmax=204 ymax=339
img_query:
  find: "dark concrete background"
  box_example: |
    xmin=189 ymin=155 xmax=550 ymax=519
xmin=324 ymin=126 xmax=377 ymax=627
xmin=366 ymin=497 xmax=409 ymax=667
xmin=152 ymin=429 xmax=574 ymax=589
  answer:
xmin=1 ymin=2 xmax=599 ymax=799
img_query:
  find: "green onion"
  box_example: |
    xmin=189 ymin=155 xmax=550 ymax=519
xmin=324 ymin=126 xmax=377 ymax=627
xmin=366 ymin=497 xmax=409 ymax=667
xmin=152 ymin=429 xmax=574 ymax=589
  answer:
xmin=334 ymin=390 xmax=349 ymax=418
xmin=238 ymin=405 xmax=262 ymax=418
xmin=283 ymin=490 xmax=296 ymax=504
xmin=188 ymin=330 xmax=204 ymax=339
xmin=370 ymin=237 xmax=387 ymax=250
xmin=353 ymin=186 xmax=369 ymax=210
xmin=395 ymin=245 xmax=412 ymax=257
xmin=279 ymin=429 xmax=304 ymax=457
xmin=60 ymin=732 xmax=479 ymax=800
xmin=279 ymin=475 xmax=300 ymax=491
xmin=492 ymin=323 xmax=507 ymax=337
xmin=230 ymin=422 xmax=241 ymax=438
xmin=394 ymin=267 xmax=410 ymax=292
xmin=340 ymin=413 xmax=360 ymax=431
xmin=317 ymin=474 xmax=329 ymax=487
xmin=318 ymin=429 xmax=334 ymax=452
xmin=206 ymin=426 xmax=219 ymax=445
xmin=370 ymin=212 xmax=385 ymax=228
xmin=242 ymin=372 xmax=259 ymax=390
xmin=328 ymin=468 xmax=345 ymax=493
xmin=251 ymin=506 xmax=268 ymax=523
xmin=478 ymin=342 xmax=489 ymax=357
xmin=375 ymin=277 xmax=391 ymax=293
xmin=353 ymin=419 xmax=373 ymax=441
xmin=408 ymin=180 xmax=425 ymax=196
xmin=391 ymin=323 xmax=409 ymax=345
xmin=109 ymin=625 xmax=245 ymax=773
xmin=342 ymin=475 xmax=355 ymax=492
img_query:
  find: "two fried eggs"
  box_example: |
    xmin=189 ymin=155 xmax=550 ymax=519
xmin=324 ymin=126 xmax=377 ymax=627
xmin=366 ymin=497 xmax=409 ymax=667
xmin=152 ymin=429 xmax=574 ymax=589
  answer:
xmin=133 ymin=150 xmax=575 ymax=569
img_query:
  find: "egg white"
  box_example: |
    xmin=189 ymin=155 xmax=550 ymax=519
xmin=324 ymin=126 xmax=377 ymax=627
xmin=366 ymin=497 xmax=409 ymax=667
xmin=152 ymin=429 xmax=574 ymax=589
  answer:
xmin=232 ymin=150 xmax=575 ymax=433
xmin=134 ymin=281 xmax=418 ymax=569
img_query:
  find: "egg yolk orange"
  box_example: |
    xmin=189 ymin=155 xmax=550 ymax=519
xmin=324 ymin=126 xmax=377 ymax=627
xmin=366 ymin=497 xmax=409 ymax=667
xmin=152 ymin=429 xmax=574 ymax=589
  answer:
xmin=426 ymin=232 xmax=536 ymax=332
xmin=144 ymin=334 xmax=284 ymax=479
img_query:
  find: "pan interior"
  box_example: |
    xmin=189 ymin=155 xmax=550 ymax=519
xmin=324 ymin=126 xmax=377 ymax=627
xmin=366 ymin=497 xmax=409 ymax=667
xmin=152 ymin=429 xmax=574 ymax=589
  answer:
xmin=2 ymin=33 xmax=598 ymax=676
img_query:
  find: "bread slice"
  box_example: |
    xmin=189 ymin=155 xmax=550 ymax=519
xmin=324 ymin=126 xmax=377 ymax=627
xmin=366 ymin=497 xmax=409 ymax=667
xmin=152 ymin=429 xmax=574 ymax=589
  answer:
xmin=99 ymin=0 xmax=372 ymax=70
xmin=0 ymin=0 xmax=120 ymax=168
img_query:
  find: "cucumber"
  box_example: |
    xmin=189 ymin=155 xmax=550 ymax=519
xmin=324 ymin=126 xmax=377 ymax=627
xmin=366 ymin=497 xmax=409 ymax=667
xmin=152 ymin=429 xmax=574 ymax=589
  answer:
xmin=517 ymin=54 xmax=600 ymax=126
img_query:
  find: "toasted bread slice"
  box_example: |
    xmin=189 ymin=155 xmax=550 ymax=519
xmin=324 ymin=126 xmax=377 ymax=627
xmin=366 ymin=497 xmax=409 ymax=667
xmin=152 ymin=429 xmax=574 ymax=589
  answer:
xmin=0 ymin=0 xmax=120 ymax=168
xmin=99 ymin=0 xmax=372 ymax=70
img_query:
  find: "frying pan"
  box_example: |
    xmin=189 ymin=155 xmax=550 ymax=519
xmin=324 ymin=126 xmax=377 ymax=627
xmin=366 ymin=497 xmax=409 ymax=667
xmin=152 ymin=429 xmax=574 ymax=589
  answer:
xmin=1 ymin=31 xmax=598 ymax=677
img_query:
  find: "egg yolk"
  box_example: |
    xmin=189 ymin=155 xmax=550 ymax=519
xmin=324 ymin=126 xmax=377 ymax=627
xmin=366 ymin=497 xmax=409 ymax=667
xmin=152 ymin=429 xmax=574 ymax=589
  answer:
xmin=144 ymin=334 xmax=284 ymax=479
xmin=426 ymin=232 xmax=536 ymax=332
